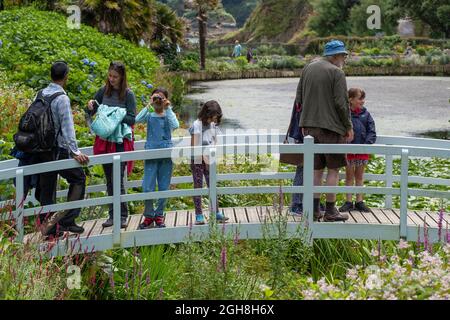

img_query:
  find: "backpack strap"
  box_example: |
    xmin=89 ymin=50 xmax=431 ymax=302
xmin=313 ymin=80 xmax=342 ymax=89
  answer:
xmin=43 ymin=91 xmax=66 ymax=104
xmin=35 ymin=89 xmax=44 ymax=100
xmin=42 ymin=91 xmax=67 ymax=148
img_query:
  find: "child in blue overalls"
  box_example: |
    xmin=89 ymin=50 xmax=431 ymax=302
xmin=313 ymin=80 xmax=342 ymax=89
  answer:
xmin=136 ymin=88 xmax=179 ymax=229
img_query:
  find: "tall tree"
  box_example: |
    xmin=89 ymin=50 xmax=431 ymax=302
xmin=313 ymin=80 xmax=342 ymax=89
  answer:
xmin=185 ymin=0 xmax=220 ymax=70
xmin=79 ymin=0 xmax=157 ymax=42
xmin=308 ymin=0 xmax=360 ymax=37
xmin=150 ymin=2 xmax=186 ymax=64
xmin=349 ymin=0 xmax=401 ymax=36
xmin=393 ymin=0 xmax=450 ymax=38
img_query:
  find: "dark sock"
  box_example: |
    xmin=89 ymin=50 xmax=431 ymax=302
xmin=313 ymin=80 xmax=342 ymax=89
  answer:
xmin=326 ymin=202 xmax=336 ymax=211
xmin=314 ymin=198 xmax=320 ymax=212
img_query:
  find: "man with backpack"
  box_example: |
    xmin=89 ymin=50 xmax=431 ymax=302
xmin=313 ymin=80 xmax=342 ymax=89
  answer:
xmin=15 ymin=61 xmax=89 ymax=237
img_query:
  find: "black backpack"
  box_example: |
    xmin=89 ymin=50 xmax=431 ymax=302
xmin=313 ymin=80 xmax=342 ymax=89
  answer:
xmin=13 ymin=90 xmax=65 ymax=153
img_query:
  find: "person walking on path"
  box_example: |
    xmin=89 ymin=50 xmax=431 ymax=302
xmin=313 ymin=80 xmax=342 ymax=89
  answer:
xmin=232 ymin=40 xmax=242 ymax=58
xmin=298 ymin=40 xmax=354 ymax=222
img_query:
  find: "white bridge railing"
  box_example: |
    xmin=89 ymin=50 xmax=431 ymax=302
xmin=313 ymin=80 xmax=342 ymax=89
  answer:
xmin=0 ymin=134 xmax=449 ymax=254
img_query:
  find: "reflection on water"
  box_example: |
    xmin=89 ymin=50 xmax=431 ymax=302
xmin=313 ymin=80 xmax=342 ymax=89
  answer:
xmin=180 ymin=85 xmax=243 ymax=129
xmin=419 ymin=130 xmax=449 ymax=140
xmin=181 ymin=77 xmax=450 ymax=138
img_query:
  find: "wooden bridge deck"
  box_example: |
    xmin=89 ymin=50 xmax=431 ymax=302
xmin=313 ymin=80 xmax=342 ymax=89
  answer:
xmin=24 ymin=206 xmax=448 ymax=246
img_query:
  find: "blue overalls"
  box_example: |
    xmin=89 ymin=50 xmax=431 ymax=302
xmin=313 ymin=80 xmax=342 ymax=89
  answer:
xmin=142 ymin=113 xmax=173 ymax=218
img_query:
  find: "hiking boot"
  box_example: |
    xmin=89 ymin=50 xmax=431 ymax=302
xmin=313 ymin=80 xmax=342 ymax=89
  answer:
xmin=155 ymin=216 xmax=166 ymax=228
xmin=314 ymin=211 xmax=324 ymax=221
xmin=40 ymin=211 xmax=66 ymax=237
xmin=289 ymin=204 xmax=303 ymax=216
xmin=323 ymin=206 xmax=349 ymax=222
xmin=339 ymin=201 xmax=354 ymax=212
xmin=102 ymin=218 xmax=128 ymax=228
xmin=216 ymin=212 xmax=229 ymax=223
xmin=60 ymin=223 xmax=84 ymax=234
xmin=44 ymin=230 xmax=65 ymax=241
xmin=139 ymin=217 xmax=154 ymax=230
xmin=355 ymin=201 xmax=371 ymax=212
xmin=195 ymin=214 xmax=206 ymax=225
xmin=121 ymin=217 xmax=128 ymax=228
xmin=102 ymin=218 xmax=113 ymax=228
xmin=319 ymin=202 xmax=326 ymax=212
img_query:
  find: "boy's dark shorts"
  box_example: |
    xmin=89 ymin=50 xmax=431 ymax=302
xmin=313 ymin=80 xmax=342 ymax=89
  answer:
xmin=303 ymin=127 xmax=347 ymax=170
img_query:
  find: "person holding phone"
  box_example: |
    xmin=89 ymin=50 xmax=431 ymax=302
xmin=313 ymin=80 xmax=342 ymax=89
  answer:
xmin=86 ymin=61 xmax=136 ymax=229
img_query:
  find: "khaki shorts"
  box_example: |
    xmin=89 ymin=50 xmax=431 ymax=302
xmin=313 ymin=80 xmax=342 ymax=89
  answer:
xmin=303 ymin=127 xmax=347 ymax=170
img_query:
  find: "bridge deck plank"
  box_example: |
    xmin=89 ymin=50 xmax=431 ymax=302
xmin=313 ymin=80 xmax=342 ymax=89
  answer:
xmin=246 ymin=207 xmax=260 ymax=223
xmin=391 ymin=209 xmax=418 ymax=226
xmin=426 ymin=211 xmax=450 ymax=226
xmin=222 ymin=207 xmax=236 ymax=224
xmin=91 ymin=219 xmax=105 ymax=236
xmin=164 ymin=211 xmax=176 ymax=228
xmin=186 ymin=210 xmax=194 ymax=227
xmin=22 ymin=207 xmax=445 ymax=249
xmin=234 ymin=207 xmax=248 ymax=223
xmin=371 ymin=208 xmax=393 ymax=224
xmin=127 ymin=214 xmax=143 ymax=231
xmin=413 ymin=211 xmax=438 ymax=228
xmin=349 ymin=210 xmax=368 ymax=224
xmin=382 ymin=209 xmax=400 ymax=224
xmin=361 ymin=211 xmax=380 ymax=224
xmin=176 ymin=210 xmax=188 ymax=227
xmin=256 ymin=206 xmax=271 ymax=223
xmin=80 ymin=219 xmax=96 ymax=238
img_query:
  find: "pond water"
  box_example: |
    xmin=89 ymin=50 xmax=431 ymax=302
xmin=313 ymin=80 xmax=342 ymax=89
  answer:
xmin=182 ymin=77 xmax=450 ymax=138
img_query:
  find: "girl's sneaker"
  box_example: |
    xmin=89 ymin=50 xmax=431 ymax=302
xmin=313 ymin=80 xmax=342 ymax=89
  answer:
xmin=355 ymin=201 xmax=371 ymax=212
xmin=195 ymin=214 xmax=206 ymax=225
xmin=289 ymin=204 xmax=303 ymax=216
xmin=155 ymin=216 xmax=166 ymax=228
xmin=216 ymin=212 xmax=229 ymax=223
xmin=139 ymin=217 xmax=154 ymax=230
xmin=339 ymin=201 xmax=354 ymax=212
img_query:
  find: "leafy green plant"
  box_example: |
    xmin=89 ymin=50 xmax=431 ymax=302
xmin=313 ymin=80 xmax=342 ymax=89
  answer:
xmin=0 ymin=7 xmax=159 ymax=107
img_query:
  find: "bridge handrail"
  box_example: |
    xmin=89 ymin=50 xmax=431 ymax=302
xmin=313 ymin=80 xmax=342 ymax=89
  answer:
xmin=0 ymin=134 xmax=448 ymax=171
xmin=1 ymin=142 xmax=449 ymax=180
xmin=0 ymin=135 xmax=448 ymax=242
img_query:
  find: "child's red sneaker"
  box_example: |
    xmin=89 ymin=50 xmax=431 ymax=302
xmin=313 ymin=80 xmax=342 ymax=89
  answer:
xmin=139 ymin=217 xmax=154 ymax=230
xmin=155 ymin=216 xmax=166 ymax=228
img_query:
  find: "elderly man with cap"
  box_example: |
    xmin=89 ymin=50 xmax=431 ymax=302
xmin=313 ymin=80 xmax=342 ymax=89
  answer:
xmin=296 ymin=40 xmax=354 ymax=222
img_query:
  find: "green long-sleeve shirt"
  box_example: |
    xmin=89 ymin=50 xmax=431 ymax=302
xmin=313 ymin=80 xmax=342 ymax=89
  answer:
xmin=297 ymin=58 xmax=352 ymax=136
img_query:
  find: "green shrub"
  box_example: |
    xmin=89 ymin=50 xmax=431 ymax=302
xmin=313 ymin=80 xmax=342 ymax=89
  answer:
xmin=0 ymin=8 xmax=159 ymax=106
xmin=180 ymin=59 xmax=200 ymax=72
xmin=255 ymin=45 xmax=287 ymax=57
xmin=235 ymin=56 xmax=249 ymax=69
xmin=439 ymin=54 xmax=450 ymax=65
xmin=416 ymin=47 xmax=427 ymax=56
xmin=257 ymin=56 xmax=304 ymax=70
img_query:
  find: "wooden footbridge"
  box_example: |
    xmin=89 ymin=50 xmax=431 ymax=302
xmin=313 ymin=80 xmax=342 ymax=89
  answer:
xmin=0 ymin=134 xmax=449 ymax=257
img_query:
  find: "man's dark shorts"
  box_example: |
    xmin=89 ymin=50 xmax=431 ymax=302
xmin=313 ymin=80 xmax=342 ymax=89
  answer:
xmin=303 ymin=127 xmax=347 ymax=170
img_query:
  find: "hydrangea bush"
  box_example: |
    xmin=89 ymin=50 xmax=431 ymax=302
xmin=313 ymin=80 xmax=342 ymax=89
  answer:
xmin=295 ymin=241 xmax=450 ymax=300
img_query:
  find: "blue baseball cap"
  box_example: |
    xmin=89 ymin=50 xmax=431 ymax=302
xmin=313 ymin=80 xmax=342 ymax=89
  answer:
xmin=323 ymin=40 xmax=348 ymax=57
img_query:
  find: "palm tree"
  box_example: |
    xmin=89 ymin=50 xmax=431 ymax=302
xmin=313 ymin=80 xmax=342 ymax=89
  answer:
xmin=78 ymin=0 xmax=156 ymax=42
xmin=150 ymin=2 xmax=186 ymax=50
xmin=185 ymin=0 xmax=219 ymax=70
